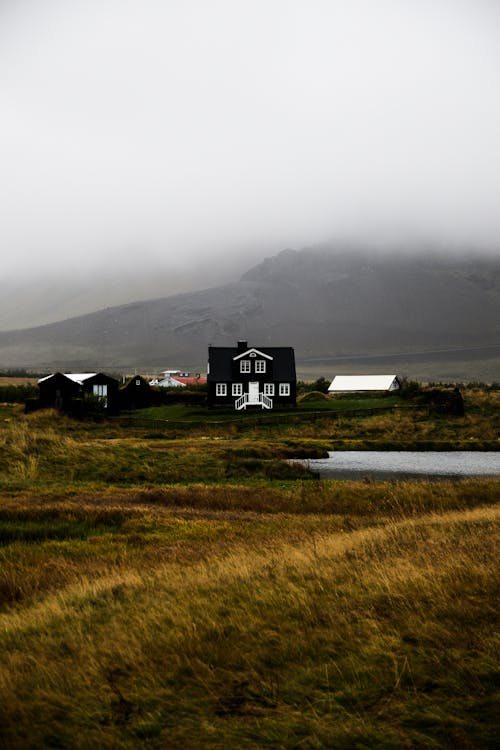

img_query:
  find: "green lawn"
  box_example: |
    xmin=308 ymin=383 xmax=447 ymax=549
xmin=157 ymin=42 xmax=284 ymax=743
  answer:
xmin=130 ymin=394 xmax=404 ymax=422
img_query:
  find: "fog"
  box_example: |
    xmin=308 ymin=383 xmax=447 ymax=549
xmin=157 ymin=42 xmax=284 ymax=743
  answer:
xmin=1 ymin=0 xmax=500 ymax=287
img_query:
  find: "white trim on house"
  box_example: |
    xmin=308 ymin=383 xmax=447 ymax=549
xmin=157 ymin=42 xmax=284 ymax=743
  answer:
xmin=240 ymin=360 xmax=251 ymax=373
xmin=279 ymin=383 xmax=290 ymax=396
xmin=233 ymin=348 xmax=273 ymax=361
xmin=216 ymin=383 xmax=227 ymax=396
xmin=328 ymin=375 xmax=400 ymax=392
xmin=264 ymin=383 xmax=275 ymax=396
xmin=255 ymin=360 xmax=266 ymax=373
xmin=232 ymin=383 xmax=243 ymax=396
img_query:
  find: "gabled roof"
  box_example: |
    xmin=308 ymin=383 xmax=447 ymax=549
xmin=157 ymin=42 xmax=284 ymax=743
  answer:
xmin=233 ymin=348 xmax=273 ymax=361
xmin=38 ymin=372 xmax=117 ymax=387
xmin=37 ymin=372 xmax=95 ymax=385
xmin=121 ymin=375 xmax=151 ymax=389
xmin=208 ymin=345 xmax=295 ymax=381
xmin=64 ymin=373 xmax=97 ymax=384
xmin=157 ymin=376 xmax=186 ymax=387
xmin=38 ymin=373 xmax=60 ymax=384
xmin=328 ymin=375 xmax=399 ymax=392
xmin=174 ymin=376 xmax=207 ymax=386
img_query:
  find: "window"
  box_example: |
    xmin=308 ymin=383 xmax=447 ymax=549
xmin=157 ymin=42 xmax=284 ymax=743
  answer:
xmin=263 ymin=383 xmax=274 ymax=396
xmin=93 ymin=383 xmax=108 ymax=407
xmin=240 ymin=360 xmax=251 ymax=373
xmin=255 ymin=360 xmax=266 ymax=373
xmin=216 ymin=383 xmax=227 ymax=396
xmin=232 ymin=383 xmax=243 ymax=396
xmin=135 ymin=379 xmax=141 ymax=386
xmin=279 ymin=383 xmax=290 ymax=396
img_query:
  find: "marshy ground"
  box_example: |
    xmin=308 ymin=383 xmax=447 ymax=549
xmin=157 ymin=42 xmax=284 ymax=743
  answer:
xmin=0 ymin=389 xmax=498 ymax=748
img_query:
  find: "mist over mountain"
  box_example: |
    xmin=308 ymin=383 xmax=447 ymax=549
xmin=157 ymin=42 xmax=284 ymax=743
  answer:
xmin=0 ymin=249 xmax=265 ymax=331
xmin=0 ymin=246 xmax=498 ymax=379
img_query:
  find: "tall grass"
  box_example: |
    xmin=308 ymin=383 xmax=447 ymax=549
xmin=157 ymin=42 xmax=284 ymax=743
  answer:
xmin=0 ymin=501 xmax=497 ymax=748
xmin=0 ymin=393 xmax=497 ymax=746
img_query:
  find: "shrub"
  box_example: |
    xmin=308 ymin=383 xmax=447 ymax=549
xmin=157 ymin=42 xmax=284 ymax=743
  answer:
xmin=298 ymin=390 xmax=329 ymax=402
xmin=0 ymin=384 xmax=39 ymax=403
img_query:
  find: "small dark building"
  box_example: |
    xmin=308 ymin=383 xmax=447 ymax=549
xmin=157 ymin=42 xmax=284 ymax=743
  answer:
xmin=207 ymin=340 xmax=296 ymax=409
xmin=118 ymin=375 xmax=159 ymax=410
xmin=38 ymin=372 xmax=80 ymax=411
xmin=37 ymin=372 xmax=119 ymax=413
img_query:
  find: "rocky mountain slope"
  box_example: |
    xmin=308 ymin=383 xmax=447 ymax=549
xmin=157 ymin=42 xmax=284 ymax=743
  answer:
xmin=0 ymin=247 xmax=498 ymax=371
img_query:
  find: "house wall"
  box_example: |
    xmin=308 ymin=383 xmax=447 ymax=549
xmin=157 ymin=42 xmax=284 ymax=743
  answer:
xmin=207 ymin=344 xmax=296 ymax=408
xmin=80 ymin=374 xmax=119 ymax=412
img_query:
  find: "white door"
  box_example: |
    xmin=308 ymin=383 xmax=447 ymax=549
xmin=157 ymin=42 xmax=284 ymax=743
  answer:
xmin=248 ymin=381 xmax=259 ymax=404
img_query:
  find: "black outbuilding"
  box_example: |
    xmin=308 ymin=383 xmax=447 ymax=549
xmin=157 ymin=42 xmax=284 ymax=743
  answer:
xmin=207 ymin=340 xmax=296 ymax=410
xmin=37 ymin=372 xmax=119 ymax=413
xmin=38 ymin=372 xmax=80 ymax=411
xmin=118 ymin=375 xmax=160 ymax=410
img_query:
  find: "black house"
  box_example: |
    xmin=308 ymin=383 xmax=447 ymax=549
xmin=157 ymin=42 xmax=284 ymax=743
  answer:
xmin=118 ymin=375 xmax=160 ymax=410
xmin=38 ymin=372 xmax=119 ymax=413
xmin=38 ymin=372 xmax=80 ymax=412
xmin=207 ymin=340 xmax=296 ymax=409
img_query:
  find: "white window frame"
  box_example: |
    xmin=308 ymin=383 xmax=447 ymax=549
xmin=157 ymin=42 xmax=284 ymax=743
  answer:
xmin=216 ymin=383 xmax=227 ymax=396
xmin=279 ymin=382 xmax=290 ymax=396
xmin=263 ymin=383 xmax=274 ymax=396
xmin=255 ymin=360 xmax=266 ymax=373
xmin=240 ymin=360 xmax=251 ymax=373
xmin=232 ymin=383 xmax=243 ymax=396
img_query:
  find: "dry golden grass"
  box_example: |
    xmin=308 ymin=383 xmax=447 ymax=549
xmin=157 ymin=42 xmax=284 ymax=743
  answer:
xmin=0 ymin=376 xmax=39 ymax=386
xmin=0 ymin=393 xmax=498 ymax=747
xmin=0 ymin=488 xmax=498 ymax=748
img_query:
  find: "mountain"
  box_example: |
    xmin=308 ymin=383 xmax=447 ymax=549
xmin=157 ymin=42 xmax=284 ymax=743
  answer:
xmin=0 ymin=247 xmax=499 ymax=376
xmin=0 ymin=253 xmax=258 ymax=331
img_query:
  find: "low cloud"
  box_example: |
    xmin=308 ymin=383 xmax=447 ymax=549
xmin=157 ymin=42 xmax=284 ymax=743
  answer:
xmin=1 ymin=0 xmax=499 ymax=281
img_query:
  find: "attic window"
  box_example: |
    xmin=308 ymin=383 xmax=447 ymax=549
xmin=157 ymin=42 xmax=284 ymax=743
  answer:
xmin=135 ymin=379 xmax=140 ymax=385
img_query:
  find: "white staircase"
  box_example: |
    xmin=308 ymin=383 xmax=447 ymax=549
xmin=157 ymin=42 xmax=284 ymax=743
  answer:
xmin=235 ymin=393 xmax=248 ymax=410
xmin=235 ymin=393 xmax=273 ymax=410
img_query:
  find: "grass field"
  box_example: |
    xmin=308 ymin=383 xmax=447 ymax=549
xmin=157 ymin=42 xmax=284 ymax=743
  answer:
xmin=0 ymin=389 xmax=498 ymax=748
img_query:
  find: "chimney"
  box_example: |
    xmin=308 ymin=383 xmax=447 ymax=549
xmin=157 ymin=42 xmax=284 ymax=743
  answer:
xmin=237 ymin=340 xmax=248 ymax=353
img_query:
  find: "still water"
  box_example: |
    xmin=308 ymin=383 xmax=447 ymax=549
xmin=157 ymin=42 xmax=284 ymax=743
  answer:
xmin=302 ymin=451 xmax=500 ymax=480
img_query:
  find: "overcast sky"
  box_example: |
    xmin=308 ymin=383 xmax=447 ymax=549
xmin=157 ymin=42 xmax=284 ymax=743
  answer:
xmin=1 ymin=0 xmax=500 ymax=281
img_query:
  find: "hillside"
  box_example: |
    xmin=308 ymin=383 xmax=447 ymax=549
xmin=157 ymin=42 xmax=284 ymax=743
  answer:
xmin=0 ymin=247 xmax=498 ymax=375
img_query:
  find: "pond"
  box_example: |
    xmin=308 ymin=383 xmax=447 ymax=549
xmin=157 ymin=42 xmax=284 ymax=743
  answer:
xmin=300 ymin=451 xmax=500 ymax=480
